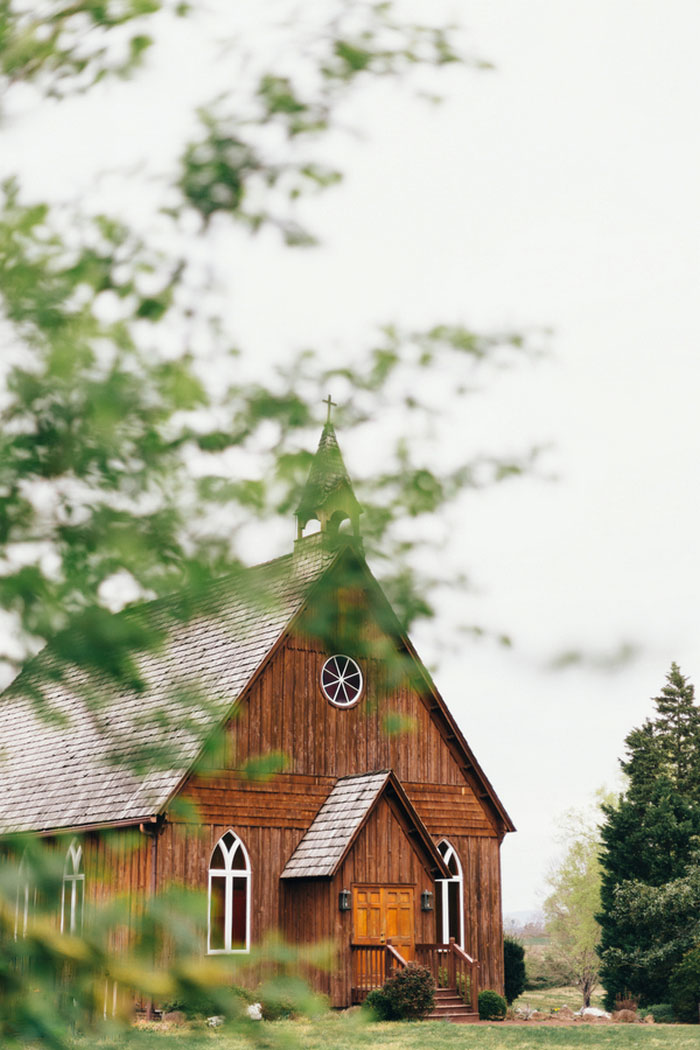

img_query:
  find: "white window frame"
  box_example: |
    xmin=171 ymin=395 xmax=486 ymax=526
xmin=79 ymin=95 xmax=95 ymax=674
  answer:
xmin=436 ymin=839 xmax=465 ymax=949
xmin=14 ymin=853 xmax=32 ymax=940
xmin=320 ymin=654 xmax=364 ymax=708
xmin=60 ymin=838 xmax=85 ymax=934
xmin=207 ymin=830 xmax=251 ymax=954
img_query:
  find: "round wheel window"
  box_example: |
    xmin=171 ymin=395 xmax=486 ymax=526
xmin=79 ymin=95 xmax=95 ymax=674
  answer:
xmin=320 ymin=654 xmax=364 ymax=708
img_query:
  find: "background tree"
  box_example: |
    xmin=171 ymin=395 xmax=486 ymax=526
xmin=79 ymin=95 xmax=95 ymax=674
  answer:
xmin=601 ymin=865 xmax=700 ymax=1009
xmin=598 ymin=664 xmax=700 ymax=1008
xmin=544 ymin=804 xmax=603 ymax=1009
xmin=669 ymin=945 xmax=700 ymax=1024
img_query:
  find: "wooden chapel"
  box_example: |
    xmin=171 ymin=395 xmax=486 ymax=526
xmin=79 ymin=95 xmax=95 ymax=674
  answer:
xmin=0 ymin=417 xmax=514 ymax=1015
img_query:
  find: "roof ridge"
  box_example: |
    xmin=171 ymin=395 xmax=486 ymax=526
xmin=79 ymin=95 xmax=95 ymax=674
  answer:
xmin=336 ymin=769 xmax=390 ymax=782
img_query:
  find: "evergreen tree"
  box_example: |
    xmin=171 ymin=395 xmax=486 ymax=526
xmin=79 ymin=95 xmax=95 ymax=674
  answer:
xmin=602 ymin=867 xmax=700 ymax=1008
xmin=598 ymin=664 xmax=700 ymax=1008
xmin=503 ymin=936 xmax=526 ymax=1005
xmin=649 ymin=664 xmax=700 ymax=793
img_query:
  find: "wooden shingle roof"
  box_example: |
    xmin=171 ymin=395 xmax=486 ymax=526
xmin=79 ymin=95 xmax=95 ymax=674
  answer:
xmin=0 ymin=536 xmax=514 ymax=839
xmin=280 ymin=769 xmax=450 ymax=879
xmin=0 ymin=542 xmax=334 ymax=835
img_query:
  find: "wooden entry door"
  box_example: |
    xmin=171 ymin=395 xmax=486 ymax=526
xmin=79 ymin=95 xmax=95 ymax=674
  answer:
xmin=353 ymin=886 xmax=415 ymax=960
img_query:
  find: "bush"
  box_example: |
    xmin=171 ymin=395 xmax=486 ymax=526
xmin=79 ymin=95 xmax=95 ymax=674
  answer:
xmin=364 ymin=988 xmax=395 ymax=1020
xmin=523 ymin=946 xmax=573 ymax=990
xmin=366 ymin=964 xmax=434 ymax=1021
xmin=161 ymin=996 xmax=208 ymax=1018
xmin=478 ymin=989 xmax=507 ymax=1021
xmin=503 ymin=936 xmax=526 ymax=1004
xmin=641 ymin=1003 xmax=675 ymax=1024
xmin=614 ymin=994 xmax=639 ymax=1013
xmin=259 ymin=995 xmax=296 ymax=1020
xmin=669 ymin=946 xmax=700 ymax=1023
xmin=160 ymin=986 xmax=252 ymax=1018
xmin=363 ymin=964 xmax=435 ymax=1021
xmin=384 ymin=964 xmax=435 ymax=1020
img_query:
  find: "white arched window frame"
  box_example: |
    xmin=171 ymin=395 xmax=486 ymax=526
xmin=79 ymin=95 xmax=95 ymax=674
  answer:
xmin=60 ymin=838 xmax=85 ymax=934
xmin=14 ymin=852 xmax=34 ymax=940
xmin=207 ymin=830 xmax=251 ymax=954
xmin=436 ymin=839 xmax=465 ymax=949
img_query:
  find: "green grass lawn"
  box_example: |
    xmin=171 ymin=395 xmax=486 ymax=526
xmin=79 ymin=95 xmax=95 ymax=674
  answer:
xmin=77 ymin=1015 xmax=700 ymax=1050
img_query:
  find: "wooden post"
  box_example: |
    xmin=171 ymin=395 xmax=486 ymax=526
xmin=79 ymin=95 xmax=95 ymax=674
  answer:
xmin=448 ymin=937 xmax=456 ymax=988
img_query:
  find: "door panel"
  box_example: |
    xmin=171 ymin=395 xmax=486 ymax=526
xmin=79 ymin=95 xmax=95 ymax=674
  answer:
xmin=384 ymin=888 xmax=414 ymax=960
xmin=353 ymin=886 xmax=414 ymax=959
xmin=354 ymin=887 xmax=383 ymax=941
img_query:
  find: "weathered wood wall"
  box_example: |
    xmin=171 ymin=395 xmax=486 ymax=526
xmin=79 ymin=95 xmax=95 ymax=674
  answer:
xmin=151 ymin=795 xmax=504 ymax=1003
xmin=13 ymin=561 xmax=508 ymax=1011
xmin=219 ymin=634 xmax=497 ymax=819
xmin=55 ymin=580 xmax=508 ymax=1003
xmin=281 ymin=793 xmax=439 ymax=1006
xmin=170 ymin=618 xmax=507 ymax=999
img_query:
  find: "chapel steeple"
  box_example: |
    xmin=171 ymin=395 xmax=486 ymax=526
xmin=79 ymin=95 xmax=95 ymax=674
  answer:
xmin=295 ymin=399 xmax=362 ymax=544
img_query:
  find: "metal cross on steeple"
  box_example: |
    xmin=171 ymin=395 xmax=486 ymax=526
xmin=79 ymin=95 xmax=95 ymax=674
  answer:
xmin=323 ymin=394 xmax=337 ymax=423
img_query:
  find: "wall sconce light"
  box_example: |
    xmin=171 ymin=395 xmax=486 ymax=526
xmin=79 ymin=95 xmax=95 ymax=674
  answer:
xmin=338 ymin=889 xmax=351 ymax=911
xmin=421 ymin=890 xmax=434 ymax=912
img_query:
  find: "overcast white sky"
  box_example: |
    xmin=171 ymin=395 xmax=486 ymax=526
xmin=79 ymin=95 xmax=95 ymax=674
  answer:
xmin=5 ymin=1 xmax=700 ymax=916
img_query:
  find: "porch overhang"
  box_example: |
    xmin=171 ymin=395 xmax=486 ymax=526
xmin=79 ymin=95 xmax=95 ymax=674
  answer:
xmin=280 ymin=769 xmax=450 ymax=880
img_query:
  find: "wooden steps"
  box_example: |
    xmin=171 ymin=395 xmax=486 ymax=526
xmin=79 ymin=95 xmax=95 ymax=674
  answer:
xmin=426 ymin=987 xmax=479 ymax=1024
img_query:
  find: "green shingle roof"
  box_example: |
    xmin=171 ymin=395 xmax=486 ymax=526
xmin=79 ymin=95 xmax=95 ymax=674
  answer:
xmin=295 ymin=422 xmax=360 ymax=525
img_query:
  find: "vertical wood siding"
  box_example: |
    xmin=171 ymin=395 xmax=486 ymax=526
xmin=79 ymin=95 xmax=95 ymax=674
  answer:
xmin=281 ymin=795 xmax=439 ymax=1007
xmin=67 ymin=586 xmax=508 ymax=1002
xmin=221 ymin=633 xmax=495 ymax=824
xmin=171 ymin=620 xmax=507 ymax=999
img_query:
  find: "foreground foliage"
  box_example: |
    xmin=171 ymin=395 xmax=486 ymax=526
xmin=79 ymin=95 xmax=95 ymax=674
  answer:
xmin=0 ymin=2 xmax=538 ymax=1046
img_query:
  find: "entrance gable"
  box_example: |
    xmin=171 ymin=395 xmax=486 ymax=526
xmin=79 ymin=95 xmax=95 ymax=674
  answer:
xmin=281 ymin=770 xmax=448 ymax=882
xmin=333 ymin=792 xmax=442 ymax=972
xmin=336 ymin=792 xmax=444 ymax=887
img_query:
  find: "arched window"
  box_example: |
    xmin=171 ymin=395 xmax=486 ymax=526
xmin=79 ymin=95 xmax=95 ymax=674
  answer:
xmin=208 ymin=830 xmax=251 ymax=954
xmin=436 ymin=839 xmax=464 ymax=948
xmin=61 ymin=838 xmax=85 ymax=934
xmin=14 ymin=852 xmax=33 ymax=940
